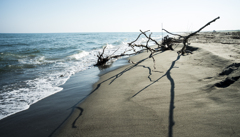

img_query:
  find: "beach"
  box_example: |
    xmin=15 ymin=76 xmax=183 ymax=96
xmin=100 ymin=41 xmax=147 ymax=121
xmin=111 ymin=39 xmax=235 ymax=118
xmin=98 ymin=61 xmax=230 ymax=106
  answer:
xmin=1 ymin=0 xmax=240 ymax=136
xmin=55 ymin=31 xmax=240 ymax=137
xmin=0 ymin=57 xmax=129 ymax=137
xmin=0 ymin=31 xmax=239 ymax=137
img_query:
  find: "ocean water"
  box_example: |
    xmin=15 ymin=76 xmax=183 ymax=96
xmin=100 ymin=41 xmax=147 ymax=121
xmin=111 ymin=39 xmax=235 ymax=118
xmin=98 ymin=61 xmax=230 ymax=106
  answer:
xmin=0 ymin=32 xmax=164 ymax=120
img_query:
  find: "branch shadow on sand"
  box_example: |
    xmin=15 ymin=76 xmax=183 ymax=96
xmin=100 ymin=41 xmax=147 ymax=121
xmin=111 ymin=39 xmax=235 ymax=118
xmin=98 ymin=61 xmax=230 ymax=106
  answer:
xmin=167 ymin=55 xmax=181 ymax=137
xmin=49 ymin=51 xmax=164 ymax=137
xmin=72 ymin=107 xmax=84 ymax=128
xmin=131 ymin=54 xmax=181 ymax=137
xmin=49 ymin=51 xmax=180 ymax=137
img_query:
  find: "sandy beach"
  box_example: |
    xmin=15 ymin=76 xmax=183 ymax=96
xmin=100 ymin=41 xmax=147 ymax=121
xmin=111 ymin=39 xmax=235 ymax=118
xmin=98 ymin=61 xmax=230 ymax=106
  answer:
xmin=1 ymin=1 xmax=240 ymax=137
xmin=54 ymin=31 xmax=240 ymax=137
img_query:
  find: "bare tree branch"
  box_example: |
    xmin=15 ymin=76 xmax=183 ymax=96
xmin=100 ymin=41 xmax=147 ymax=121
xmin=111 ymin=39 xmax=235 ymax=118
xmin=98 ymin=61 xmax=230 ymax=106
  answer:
xmin=163 ymin=17 xmax=220 ymax=55
xmin=179 ymin=16 xmax=220 ymax=54
xmin=95 ymin=17 xmax=220 ymax=67
xmin=140 ymin=30 xmax=162 ymax=48
xmin=162 ymin=29 xmax=183 ymax=38
xmin=128 ymin=30 xmax=150 ymax=46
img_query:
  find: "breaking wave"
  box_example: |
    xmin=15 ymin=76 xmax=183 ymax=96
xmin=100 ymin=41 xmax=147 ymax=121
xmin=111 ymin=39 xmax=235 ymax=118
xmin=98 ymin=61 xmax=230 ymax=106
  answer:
xmin=0 ymin=32 xmax=165 ymax=120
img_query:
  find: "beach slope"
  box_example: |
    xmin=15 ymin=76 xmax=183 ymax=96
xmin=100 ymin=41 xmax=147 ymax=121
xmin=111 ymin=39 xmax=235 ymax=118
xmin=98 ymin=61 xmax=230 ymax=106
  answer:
xmin=56 ymin=32 xmax=240 ymax=137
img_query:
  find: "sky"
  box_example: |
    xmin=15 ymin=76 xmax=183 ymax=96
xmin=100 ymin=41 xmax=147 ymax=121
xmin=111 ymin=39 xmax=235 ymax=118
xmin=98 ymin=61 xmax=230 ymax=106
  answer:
xmin=0 ymin=0 xmax=239 ymax=33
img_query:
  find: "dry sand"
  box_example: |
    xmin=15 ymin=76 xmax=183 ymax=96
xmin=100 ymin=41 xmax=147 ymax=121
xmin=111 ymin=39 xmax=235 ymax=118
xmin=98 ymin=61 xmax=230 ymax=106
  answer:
xmin=55 ymin=31 xmax=240 ymax=137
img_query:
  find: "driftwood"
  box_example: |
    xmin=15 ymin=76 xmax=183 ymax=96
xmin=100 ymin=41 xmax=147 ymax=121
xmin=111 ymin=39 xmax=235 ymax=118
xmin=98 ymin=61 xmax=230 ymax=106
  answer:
xmin=163 ymin=16 xmax=220 ymax=55
xmin=95 ymin=16 xmax=220 ymax=67
xmin=95 ymin=30 xmax=164 ymax=68
xmin=162 ymin=29 xmax=183 ymax=38
xmin=94 ymin=46 xmax=141 ymax=66
xmin=161 ymin=35 xmax=175 ymax=50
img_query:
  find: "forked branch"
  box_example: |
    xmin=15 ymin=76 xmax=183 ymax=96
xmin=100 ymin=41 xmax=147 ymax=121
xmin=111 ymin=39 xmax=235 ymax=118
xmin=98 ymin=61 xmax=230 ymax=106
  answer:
xmin=179 ymin=16 xmax=220 ymax=54
xmin=94 ymin=16 xmax=220 ymax=67
xmin=163 ymin=16 xmax=220 ymax=55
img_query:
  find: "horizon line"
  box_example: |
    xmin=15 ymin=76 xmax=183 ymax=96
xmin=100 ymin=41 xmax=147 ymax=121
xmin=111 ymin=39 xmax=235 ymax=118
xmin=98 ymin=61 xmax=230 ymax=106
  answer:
xmin=0 ymin=29 xmax=239 ymax=34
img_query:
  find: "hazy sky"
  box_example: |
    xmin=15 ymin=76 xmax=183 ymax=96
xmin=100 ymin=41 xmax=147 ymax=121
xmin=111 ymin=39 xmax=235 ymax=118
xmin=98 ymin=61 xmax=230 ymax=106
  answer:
xmin=0 ymin=0 xmax=239 ymax=33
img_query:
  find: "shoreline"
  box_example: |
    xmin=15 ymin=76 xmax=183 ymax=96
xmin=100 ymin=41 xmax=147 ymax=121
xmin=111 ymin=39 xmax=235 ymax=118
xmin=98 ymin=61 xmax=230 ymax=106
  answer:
xmin=0 ymin=31 xmax=240 ymax=137
xmin=55 ymin=31 xmax=240 ymax=136
xmin=0 ymin=58 xmax=130 ymax=137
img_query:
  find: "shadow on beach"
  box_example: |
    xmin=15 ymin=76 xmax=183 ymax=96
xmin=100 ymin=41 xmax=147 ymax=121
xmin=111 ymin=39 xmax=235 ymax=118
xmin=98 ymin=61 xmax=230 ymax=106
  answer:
xmin=56 ymin=51 xmax=181 ymax=137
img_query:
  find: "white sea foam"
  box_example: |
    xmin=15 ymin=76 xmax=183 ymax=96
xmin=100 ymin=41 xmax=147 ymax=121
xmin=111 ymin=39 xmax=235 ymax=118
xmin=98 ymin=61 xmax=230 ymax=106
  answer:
xmin=1 ymin=48 xmax=100 ymax=120
xmin=18 ymin=56 xmax=46 ymax=65
xmin=69 ymin=51 xmax=89 ymax=60
xmin=0 ymin=78 xmax=63 ymax=120
xmin=0 ymin=32 xmax=165 ymax=120
xmin=105 ymin=43 xmax=115 ymax=49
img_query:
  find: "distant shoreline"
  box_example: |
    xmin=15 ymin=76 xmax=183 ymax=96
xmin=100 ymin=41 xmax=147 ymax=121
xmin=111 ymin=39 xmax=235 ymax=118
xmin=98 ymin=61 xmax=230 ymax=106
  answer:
xmin=0 ymin=29 xmax=239 ymax=34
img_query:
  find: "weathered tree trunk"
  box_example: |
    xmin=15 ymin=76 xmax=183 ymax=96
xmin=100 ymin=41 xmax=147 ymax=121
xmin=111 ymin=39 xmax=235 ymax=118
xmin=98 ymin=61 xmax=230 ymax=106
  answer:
xmin=161 ymin=35 xmax=175 ymax=50
xmin=95 ymin=46 xmax=110 ymax=66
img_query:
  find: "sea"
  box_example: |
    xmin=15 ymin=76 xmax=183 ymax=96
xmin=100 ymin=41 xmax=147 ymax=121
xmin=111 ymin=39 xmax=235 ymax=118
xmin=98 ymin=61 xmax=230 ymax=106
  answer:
xmin=0 ymin=32 xmax=164 ymax=120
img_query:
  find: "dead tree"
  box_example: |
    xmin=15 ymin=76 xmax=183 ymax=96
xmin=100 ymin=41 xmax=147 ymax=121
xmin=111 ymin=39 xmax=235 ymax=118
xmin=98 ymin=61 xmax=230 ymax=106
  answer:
xmin=162 ymin=29 xmax=184 ymax=38
xmin=95 ymin=16 xmax=220 ymax=67
xmin=95 ymin=30 xmax=163 ymax=68
xmin=139 ymin=30 xmax=163 ymax=49
xmin=94 ymin=46 xmax=141 ymax=66
xmin=161 ymin=35 xmax=175 ymax=50
xmin=95 ymin=46 xmax=109 ymax=66
xmin=95 ymin=29 xmax=180 ymax=67
xmin=163 ymin=16 xmax=220 ymax=55
xmin=127 ymin=30 xmax=170 ymax=69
